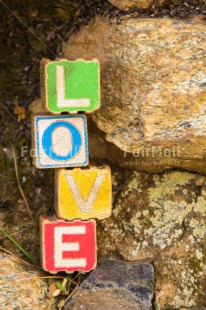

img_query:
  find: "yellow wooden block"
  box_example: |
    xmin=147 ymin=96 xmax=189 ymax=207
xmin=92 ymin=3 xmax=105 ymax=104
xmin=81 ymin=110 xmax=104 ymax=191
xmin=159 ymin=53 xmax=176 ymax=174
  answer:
xmin=55 ymin=165 xmax=112 ymax=220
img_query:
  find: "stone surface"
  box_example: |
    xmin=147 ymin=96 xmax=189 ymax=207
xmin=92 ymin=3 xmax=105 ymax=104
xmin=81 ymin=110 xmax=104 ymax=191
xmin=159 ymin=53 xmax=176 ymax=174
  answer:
xmin=96 ymin=170 xmax=206 ymax=309
xmin=65 ymin=260 xmax=154 ymax=310
xmin=108 ymin=0 xmax=153 ymax=10
xmin=63 ymin=16 xmax=206 ymax=173
xmin=0 ymin=252 xmax=56 ymax=309
xmin=108 ymin=0 xmax=206 ymax=11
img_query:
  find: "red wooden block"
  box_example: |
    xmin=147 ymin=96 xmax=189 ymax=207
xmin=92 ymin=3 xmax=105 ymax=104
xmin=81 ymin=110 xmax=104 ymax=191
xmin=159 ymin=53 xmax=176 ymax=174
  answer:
xmin=40 ymin=215 xmax=97 ymax=273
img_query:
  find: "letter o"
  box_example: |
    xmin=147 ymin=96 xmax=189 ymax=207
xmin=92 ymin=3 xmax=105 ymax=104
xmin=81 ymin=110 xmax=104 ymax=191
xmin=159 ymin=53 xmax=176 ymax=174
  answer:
xmin=42 ymin=122 xmax=82 ymax=160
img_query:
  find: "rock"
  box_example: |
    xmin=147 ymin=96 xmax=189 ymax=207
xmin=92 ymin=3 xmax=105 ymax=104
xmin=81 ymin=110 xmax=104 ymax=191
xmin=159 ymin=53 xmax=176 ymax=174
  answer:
xmin=108 ymin=0 xmax=205 ymax=11
xmin=65 ymin=260 xmax=154 ymax=310
xmin=29 ymin=98 xmax=44 ymax=114
xmin=108 ymin=0 xmax=153 ymax=10
xmin=154 ymin=242 xmax=206 ymax=309
xmin=0 ymin=252 xmax=56 ymax=309
xmin=63 ymin=17 xmax=206 ymax=173
xmin=96 ymin=171 xmax=206 ymax=309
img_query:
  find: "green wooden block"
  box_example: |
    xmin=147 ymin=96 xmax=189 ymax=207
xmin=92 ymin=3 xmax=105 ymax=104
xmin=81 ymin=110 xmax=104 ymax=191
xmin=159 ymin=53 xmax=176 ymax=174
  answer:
xmin=41 ymin=59 xmax=100 ymax=114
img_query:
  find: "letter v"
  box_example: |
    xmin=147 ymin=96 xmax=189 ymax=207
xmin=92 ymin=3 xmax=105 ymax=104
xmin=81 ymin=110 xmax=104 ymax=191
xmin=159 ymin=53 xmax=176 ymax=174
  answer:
xmin=65 ymin=174 xmax=105 ymax=213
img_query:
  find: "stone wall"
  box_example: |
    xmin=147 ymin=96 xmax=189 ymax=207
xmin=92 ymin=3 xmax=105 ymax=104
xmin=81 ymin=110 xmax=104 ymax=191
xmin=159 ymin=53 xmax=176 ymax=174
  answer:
xmin=62 ymin=12 xmax=206 ymax=309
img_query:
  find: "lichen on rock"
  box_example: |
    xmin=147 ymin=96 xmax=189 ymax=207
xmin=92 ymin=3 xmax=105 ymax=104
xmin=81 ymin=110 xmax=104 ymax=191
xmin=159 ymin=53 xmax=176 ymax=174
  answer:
xmin=97 ymin=170 xmax=206 ymax=308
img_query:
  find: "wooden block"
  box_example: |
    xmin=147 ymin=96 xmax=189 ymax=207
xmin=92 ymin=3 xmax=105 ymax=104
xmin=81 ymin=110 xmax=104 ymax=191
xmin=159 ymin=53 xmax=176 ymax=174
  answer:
xmin=40 ymin=58 xmax=100 ymax=114
xmin=31 ymin=114 xmax=89 ymax=169
xmin=40 ymin=215 xmax=97 ymax=273
xmin=55 ymin=165 xmax=112 ymax=220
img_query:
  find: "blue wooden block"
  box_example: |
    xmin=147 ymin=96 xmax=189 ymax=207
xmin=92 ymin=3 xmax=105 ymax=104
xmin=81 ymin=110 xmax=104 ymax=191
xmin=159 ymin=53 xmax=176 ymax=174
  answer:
xmin=32 ymin=114 xmax=89 ymax=169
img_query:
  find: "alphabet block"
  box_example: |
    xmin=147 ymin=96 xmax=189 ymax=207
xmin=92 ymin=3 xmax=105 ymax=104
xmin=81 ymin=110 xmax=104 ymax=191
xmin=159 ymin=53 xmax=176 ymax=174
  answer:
xmin=40 ymin=215 xmax=97 ymax=273
xmin=40 ymin=59 xmax=100 ymax=114
xmin=32 ymin=114 xmax=89 ymax=169
xmin=55 ymin=165 xmax=112 ymax=220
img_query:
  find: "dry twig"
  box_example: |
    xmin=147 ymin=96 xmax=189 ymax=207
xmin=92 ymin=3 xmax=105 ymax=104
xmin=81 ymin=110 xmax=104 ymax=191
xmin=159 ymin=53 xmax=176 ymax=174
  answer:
xmin=12 ymin=146 xmax=34 ymax=222
xmin=59 ymin=284 xmax=79 ymax=310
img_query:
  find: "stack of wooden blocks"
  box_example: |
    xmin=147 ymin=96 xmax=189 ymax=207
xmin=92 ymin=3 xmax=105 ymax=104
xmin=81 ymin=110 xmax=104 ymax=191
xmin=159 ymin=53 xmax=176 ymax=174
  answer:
xmin=31 ymin=59 xmax=112 ymax=273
